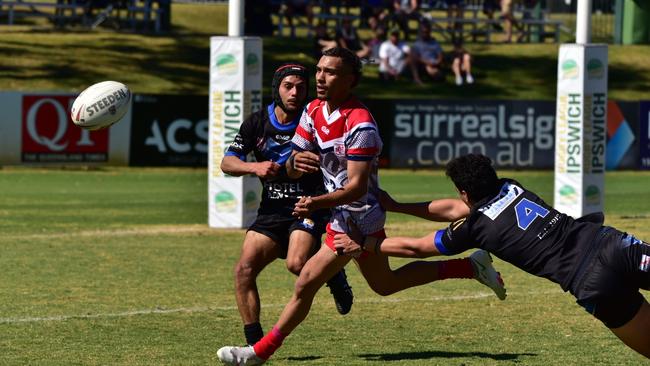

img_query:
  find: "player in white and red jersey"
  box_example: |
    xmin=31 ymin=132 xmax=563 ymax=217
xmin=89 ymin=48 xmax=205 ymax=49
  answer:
xmin=217 ymin=47 xmax=507 ymax=366
xmin=292 ymin=95 xmax=385 ymax=237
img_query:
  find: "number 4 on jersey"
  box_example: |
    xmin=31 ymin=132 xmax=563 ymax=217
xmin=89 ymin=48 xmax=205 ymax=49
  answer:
xmin=515 ymin=198 xmax=549 ymax=230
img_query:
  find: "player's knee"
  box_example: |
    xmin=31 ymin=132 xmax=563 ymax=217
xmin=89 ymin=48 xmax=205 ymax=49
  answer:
xmin=285 ymin=258 xmax=305 ymax=275
xmin=234 ymin=260 xmax=258 ymax=286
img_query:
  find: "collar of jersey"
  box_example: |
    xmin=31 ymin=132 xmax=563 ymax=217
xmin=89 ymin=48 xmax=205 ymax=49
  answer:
xmin=268 ymin=102 xmax=300 ymax=131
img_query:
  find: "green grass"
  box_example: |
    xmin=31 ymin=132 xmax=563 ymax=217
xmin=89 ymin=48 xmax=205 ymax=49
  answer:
xmin=1 ymin=168 xmax=649 ymax=365
xmin=0 ymin=3 xmax=648 ymax=100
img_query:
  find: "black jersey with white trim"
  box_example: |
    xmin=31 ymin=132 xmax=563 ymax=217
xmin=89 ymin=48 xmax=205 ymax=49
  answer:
xmin=225 ymin=103 xmax=326 ymax=215
xmin=435 ymin=179 xmax=602 ymax=292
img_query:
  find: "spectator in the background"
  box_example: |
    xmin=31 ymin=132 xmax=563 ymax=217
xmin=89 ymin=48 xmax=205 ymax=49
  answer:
xmin=501 ymin=0 xmax=518 ymax=42
xmin=313 ymin=22 xmax=337 ymax=60
xmin=450 ymin=38 xmax=474 ymax=86
xmin=366 ymin=25 xmax=387 ymax=62
xmin=409 ymin=21 xmax=444 ymax=84
xmin=378 ymin=27 xmax=410 ymax=81
xmin=392 ymin=0 xmax=420 ymax=41
xmin=482 ymin=0 xmax=503 ymax=31
xmin=361 ymin=0 xmax=391 ymax=30
xmin=285 ymin=0 xmax=315 ymax=38
xmin=336 ymin=17 xmax=371 ymax=58
xmin=445 ymin=0 xmax=464 ymax=31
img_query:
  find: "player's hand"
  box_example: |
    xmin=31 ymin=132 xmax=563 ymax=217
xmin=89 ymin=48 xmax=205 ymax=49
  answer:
xmin=293 ymin=196 xmax=314 ymax=219
xmin=254 ymin=161 xmax=281 ymax=179
xmin=292 ymin=151 xmax=320 ymax=174
xmin=377 ymin=189 xmax=397 ymax=212
xmin=333 ymin=233 xmax=363 ymax=258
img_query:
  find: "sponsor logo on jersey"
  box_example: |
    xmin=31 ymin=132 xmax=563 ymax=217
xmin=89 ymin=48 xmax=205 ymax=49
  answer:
xmin=478 ymin=182 xmax=523 ymax=220
xmin=321 ymin=126 xmax=330 ymax=135
xmin=334 ymin=143 xmax=345 ymax=156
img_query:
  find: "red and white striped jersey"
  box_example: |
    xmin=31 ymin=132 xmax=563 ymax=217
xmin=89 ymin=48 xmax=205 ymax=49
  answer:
xmin=292 ymin=96 xmax=385 ymax=234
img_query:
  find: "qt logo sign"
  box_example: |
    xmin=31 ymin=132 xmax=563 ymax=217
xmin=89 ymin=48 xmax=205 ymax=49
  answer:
xmin=22 ymin=95 xmax=108 ymax=162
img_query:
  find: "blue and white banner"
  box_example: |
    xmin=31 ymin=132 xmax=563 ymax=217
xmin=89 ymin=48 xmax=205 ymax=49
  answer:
xmin=640 ymin=101 xmax=650 ymax=170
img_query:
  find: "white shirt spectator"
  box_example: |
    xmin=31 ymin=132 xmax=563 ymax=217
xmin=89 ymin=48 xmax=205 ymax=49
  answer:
xmin=378 ymin=40 xmax=409 ymax=74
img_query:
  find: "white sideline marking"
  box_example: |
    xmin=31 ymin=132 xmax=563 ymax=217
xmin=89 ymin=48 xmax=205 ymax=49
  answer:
xmin=0 ymin=290 xmax=561 ymax=324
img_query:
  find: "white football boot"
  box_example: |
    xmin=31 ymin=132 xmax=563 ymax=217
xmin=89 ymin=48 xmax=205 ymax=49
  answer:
xmin=469 ymin=249 xmax=507 ymax=300
xmin=217 ymin=345 xmax=265 ymax=366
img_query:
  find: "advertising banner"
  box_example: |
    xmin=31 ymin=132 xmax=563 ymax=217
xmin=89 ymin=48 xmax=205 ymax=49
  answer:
xmin=553 ymin=44 xmax=608 ymax=218
xmin=389 ymin=100 xmax=556 ymax=168
xmin=0 ymin=92 xmax=22 ymax=165
xmin=208 ymin=37 xmax=263 ymax=228
xmin=130 ymin=94 xmax=209 ymax=166
xmin=640 ymin=101 xmax=650 ymax=170
xmin=21 ymin=95 xmax=109 ymax=163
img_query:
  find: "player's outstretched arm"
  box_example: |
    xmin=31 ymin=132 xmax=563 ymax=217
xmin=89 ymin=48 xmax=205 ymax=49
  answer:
xmin=334 ymin=231 xmax=442 ymax=258
xmin=379 ymin=189 xmax=469 ymax=222
xmin=221 ymin=155 xmax=280 ymax=179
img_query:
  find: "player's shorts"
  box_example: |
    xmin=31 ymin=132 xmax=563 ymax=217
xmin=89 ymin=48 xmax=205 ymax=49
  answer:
xmin=248 ymin=209 xmax=329 ymax=259
xmin=573 ymin=227 xmax=650 ymax=328
xmin=324 ymin=223 xmax=386 ymax=260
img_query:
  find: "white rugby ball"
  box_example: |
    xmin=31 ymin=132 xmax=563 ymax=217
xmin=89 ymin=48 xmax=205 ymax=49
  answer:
xmin=70 ymin=81 xmax=131 ymax=130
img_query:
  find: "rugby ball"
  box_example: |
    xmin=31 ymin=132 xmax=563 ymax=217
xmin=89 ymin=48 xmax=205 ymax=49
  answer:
xmin=70 ymin=81 xmax=131 ymax=130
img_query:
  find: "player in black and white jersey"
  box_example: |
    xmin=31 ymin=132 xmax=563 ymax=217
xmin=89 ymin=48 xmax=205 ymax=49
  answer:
xmin=335 ymin=153 xmax=650 ymax=358
xmin=220 ymin=63 xmax=353 ymax=346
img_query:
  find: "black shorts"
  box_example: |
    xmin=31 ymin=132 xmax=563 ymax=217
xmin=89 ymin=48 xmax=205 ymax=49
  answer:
xmin=248 ymin=209 xmax=329 ymax=259
xmin=574 ymin=228 xmax=650 ymax=328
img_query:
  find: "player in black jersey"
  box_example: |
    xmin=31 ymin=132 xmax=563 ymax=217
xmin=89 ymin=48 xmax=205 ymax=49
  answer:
xmin=334 ymin=153 xmax=650 ymax=358
xmin=220 ymin=63 xmax=353 ymax=346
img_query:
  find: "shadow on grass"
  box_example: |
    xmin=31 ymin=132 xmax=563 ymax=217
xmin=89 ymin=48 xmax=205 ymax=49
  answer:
xmin=359 ymin=349 xmax=537 ymax=362
xmin=285 ymin=356 xmax=323 ymax=361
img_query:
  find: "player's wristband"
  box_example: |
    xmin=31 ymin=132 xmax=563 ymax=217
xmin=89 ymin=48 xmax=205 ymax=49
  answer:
xmin=288 ymin=154 xmax=297 ymax=170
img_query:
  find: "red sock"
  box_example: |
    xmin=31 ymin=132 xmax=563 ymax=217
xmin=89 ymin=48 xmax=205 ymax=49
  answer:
xmin=253 ymin=325 xmax=286 ymax=360
xmin=437 ymin=258 xmax=474 ymax=280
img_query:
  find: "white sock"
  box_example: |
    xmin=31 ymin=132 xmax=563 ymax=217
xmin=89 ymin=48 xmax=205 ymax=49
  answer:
xmin=455 ymin=75 xmax=463 ymax=86
xmin=466 ymin=73 xmax=474 ymax=84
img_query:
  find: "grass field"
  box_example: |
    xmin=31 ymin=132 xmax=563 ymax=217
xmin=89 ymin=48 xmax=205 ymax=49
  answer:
xmin=1 ymin=168 xmax=649 ymax=365
xmin=0 ymin=3 xmax=648 ymax=100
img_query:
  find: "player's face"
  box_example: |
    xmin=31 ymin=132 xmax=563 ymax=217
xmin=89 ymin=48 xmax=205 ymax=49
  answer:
xmin=278 ymin=75 xmax=307 ymax=112
xmin=315 ymin=56 xmax=354 ymax=101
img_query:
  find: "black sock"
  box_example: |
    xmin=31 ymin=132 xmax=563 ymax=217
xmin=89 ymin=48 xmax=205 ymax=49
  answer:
xmin=244 ymin=322 xmax=264 ymax=345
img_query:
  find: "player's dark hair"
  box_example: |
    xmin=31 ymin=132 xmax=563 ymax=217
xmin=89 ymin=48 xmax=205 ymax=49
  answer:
xmin=445 ymin=154 xmax=500 ymax=203
xmin=272 ymin=62 xmax=309 ymax=112
xmin=322 ymin=47 xmax=362 ymax=87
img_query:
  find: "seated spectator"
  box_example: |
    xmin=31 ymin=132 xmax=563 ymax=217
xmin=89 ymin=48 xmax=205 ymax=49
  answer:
xmin=361 ymin=0 xmax=391 ymax=30
xmin=378 ymin=28 xmax=410 ymax=81
xmin=450 ymin=39 xmax=474 ymax=86
xmin=313 ymin=22 xmax=337 ymax=59
xmin=366 ymin=26 xmax=387 ymax=62
xmin=336 ymin=17 xmax=371 ymax=58
xmin=409 ymin=21 xmax=444 ymax=84
xmin=285 ymin=0 xmax=315 ymax=38
xmin=392 ymin=0 xmax=420 ymax=41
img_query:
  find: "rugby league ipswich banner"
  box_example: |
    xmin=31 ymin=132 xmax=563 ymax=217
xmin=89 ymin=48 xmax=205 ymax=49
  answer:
xmin=553 ymin=44 xmax=608 ymax=218
xmin=208 ymin=37 xmax=262 ymax=228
